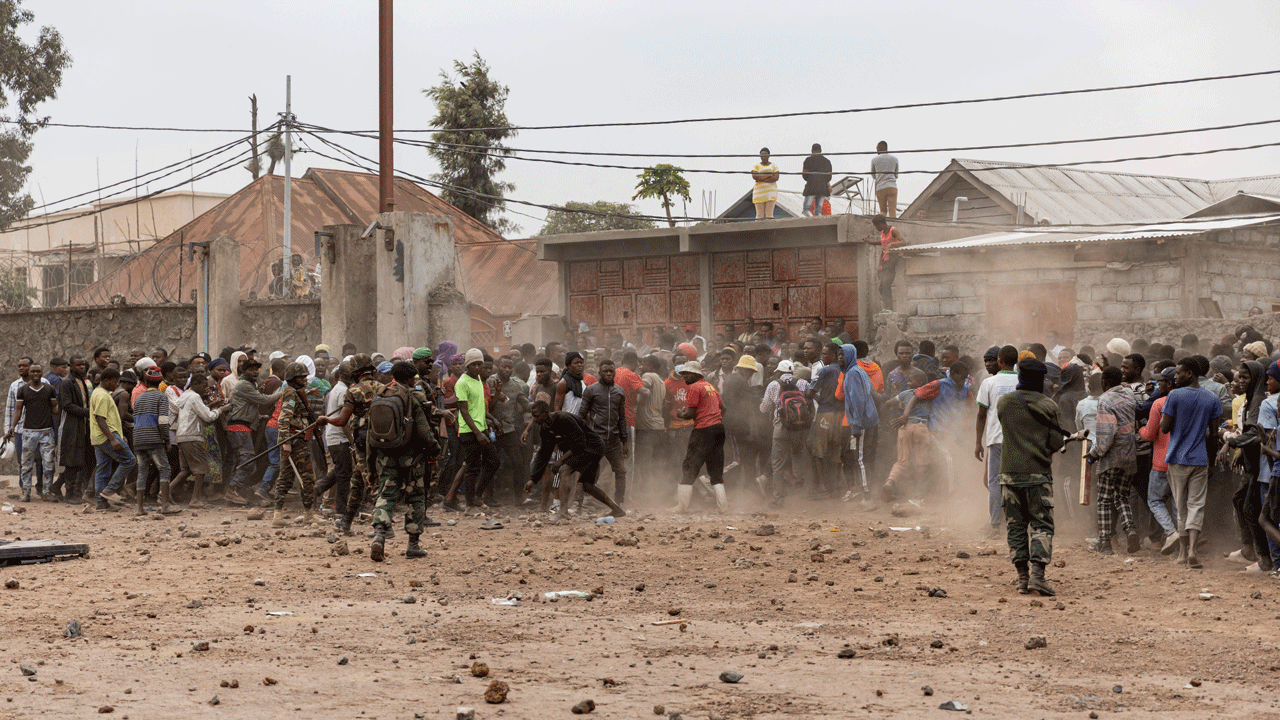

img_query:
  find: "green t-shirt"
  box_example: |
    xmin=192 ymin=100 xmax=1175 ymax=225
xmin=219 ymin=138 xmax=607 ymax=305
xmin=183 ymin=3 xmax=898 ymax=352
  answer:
xmin=89 ymin=386 xmax=121 ymax=446
xmin=454 ymin=373 xmax=487 ymax=435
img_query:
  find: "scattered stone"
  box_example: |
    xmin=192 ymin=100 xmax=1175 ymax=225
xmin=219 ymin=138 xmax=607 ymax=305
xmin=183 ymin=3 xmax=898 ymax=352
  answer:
xmin=955 ymin=551 xmax=970 ymax=559
xmin=330 ymin=540 xmax=349 ymax=556
xmin=930 ymin=640 xmax=944 ymax=648
xmin=484 ymin=679 xmax=509 ymax=704
xmin=193 ymin=641 xmax=210 ymax=652
xmin=571 ymin=699 xmax=596 ymax=714
xmin=754 ymin=524 xmax=775 ymax=536
xmin=1252 ymin=591 xmax=1263 ymax=600
xmin=653 ymin=705 xmax=664 ymax=715
xmin=263 ymin=677 xmax=278 ymax=686
xmin=836 ymin=648 xmax=856 ymax=659
xmin=246 ymin=508 xmax=265 ymax=521
xmin=4 ymin=578 xmax=17 ymax=589
xmin=922 ymin=685 xmax=934 ymax=696
xmin=471 ymin=661 xmax=489 ymax=678
xmin=1089 ymin=713 xmax=1099 ymax=720
xmin=63 ymin=620 xmax=82 ymax=639
xmin=438 ymin=598 xmax=449 ymax=607
xmin=927 ymin=587 xmax=947 ymax=598
xmin=402 ymin=594 xmax=417 ymax=604
xmin=1029 ymin=599 xmax=1044 ymax=608
xmin=253 ymin=578 xmax=266 ymax=586
xmin=938 ymin=700 xmax=968 ymax=711
xmin=243 ymin=625 xmax=254 ymax=634
xmin=19 ymin=664 xmax=36 ymax=676
xmin=787 ymin=573 xmax=797 ymax=583
xmin=208 ymin=695 xmax=220 ymax=706
xmin=1190 ymin=679 xmax=1202 ymax=687
xmin=1025 ymin=636 xmax=1047 ymax=650
xmin=97 ymin=705 xmax=114 ymax=714
xmin=719 ymin=670 xmax=743 ymax=684
xmin=456 ymin=707 xmax=475 ymax=720
xmin=186 ymin=599 xmax=202 ymax=609
xmin=337 ymin=656 xmax=348 ymax=666
xmin=1113 ymin=685 xmax=1123 ymax=694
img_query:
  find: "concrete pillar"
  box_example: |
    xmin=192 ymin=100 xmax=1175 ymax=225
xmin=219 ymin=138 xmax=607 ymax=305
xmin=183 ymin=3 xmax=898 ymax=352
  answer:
xmin=319 ymin=223 xmax=376 ymax=355
xmin=204 ymin=234 xmax=240 ymax=353
xmin=698 ymin=252 xmax=712 ymax=347
xmin=373 ymin=212 xmax=467 ymax=352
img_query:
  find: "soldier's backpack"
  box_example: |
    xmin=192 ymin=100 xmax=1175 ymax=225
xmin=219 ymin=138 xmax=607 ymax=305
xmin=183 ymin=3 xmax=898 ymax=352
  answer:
xmin=778 ymin=377 xmax=811 ymax=431
xmin=367 ymin=387 xmax=411 ymax=450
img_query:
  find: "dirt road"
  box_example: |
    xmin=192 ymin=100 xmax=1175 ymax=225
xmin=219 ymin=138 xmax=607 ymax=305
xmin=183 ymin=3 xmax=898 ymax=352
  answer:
xmin=2 ymin=488 xmax=1279 ymax=719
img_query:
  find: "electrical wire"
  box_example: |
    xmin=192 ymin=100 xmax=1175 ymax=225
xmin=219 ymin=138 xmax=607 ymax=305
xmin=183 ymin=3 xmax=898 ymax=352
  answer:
xmin=316 ymin=68 xmax=1280 ymax=133
xmin=0 ymin=119 xmax=263 ymax=133
xmin=299 ymin=117 xmax=1280 ymax=159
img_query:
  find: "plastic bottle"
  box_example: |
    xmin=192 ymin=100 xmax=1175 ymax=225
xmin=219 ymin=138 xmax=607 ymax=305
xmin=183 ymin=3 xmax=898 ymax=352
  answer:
xmin=595 ymin=516 xmax=615 ymax=524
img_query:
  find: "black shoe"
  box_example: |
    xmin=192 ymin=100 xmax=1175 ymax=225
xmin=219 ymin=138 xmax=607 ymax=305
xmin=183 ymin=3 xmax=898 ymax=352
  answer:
xmin=1028 ymin=563 xmax=1056 ymax=596
xmin=1126 ymin=532 xmax=1141 ymax=554
xmin=96 ymin=500 xmax=110 ymax=510
xmin=423 ymin=517 xmax=441 ymax=527
xmin=405 ymin=536 xmax=427 ymax=559
xmin=370 ymin=530 xmax=386 ymax=562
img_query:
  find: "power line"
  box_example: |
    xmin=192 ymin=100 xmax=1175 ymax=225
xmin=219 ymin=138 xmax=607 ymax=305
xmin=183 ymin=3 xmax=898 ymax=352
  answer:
xmin=300 ymin=117 xmax=1280 ymax=159
xmin=303 ymin=121 xmax=1280 ymax=177
xmin=321 ymin=68 xmax=1280 ymax=133
xmin=0 ymin=119 xmax=258 ymax=133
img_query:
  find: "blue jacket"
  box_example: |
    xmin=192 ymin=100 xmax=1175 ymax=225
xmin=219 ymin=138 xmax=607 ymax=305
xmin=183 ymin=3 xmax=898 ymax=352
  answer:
xmin=842 ymin=344 xmax=879 ymax=434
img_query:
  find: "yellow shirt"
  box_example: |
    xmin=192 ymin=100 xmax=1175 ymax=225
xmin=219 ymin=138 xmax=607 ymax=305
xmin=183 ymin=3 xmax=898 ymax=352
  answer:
xmin=752 ymin=163 xmax=778 ymax=204
xmin=90 ymin=386 xmax=121 ymax=446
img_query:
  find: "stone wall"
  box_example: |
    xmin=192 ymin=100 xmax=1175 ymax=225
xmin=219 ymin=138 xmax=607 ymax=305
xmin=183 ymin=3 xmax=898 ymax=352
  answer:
xmin=239 ymin=299 xmax=322 ymax=356
xmin=0 ymin=304 xmax=197 ymax=380
xmin=1074 ymin=262 xmax=1184 ymax=322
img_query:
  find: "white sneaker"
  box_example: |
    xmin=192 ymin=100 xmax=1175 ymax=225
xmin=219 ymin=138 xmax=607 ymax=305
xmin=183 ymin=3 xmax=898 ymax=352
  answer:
xmin=841 ymin=490 xmax=853 ymax=502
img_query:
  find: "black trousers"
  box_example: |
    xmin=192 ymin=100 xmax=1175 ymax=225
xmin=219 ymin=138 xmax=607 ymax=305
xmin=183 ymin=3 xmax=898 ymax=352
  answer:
xmin=316 ymin=442 xmax=352 ymax=510
xmin=681 ymin=424 xmax=726 ymax=486
xmin=460 ymin=432 xmax=500 ymax=503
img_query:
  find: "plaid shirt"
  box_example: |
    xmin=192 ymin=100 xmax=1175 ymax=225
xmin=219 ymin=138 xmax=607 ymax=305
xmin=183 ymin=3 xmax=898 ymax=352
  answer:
xmin=1089 ymin=385 xmax=1137 ymax=475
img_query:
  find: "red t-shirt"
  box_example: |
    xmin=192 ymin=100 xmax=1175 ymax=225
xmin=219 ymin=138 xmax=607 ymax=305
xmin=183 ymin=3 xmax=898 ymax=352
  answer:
xmin=613 ymin=367 xmax=643 ymax=427
xmin=664 ymin=375 xmax=693 ymax=429
xmin=684 ymin=379 xmax=723 ymax=429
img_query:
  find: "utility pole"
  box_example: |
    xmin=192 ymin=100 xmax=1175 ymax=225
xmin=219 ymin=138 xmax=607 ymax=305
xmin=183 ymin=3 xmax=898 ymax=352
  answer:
xmin=379 ymin=0 xmax=394 ymax=213
xmin=283 ymin=76 xmax=293 ymax=285
xmin=249 ymin=94 xmax=259 ymax=179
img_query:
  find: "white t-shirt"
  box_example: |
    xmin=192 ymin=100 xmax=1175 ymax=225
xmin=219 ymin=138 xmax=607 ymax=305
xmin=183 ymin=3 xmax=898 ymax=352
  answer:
xmin=976 ymin=370 xmax=1019 ymax=446
xmin=324 ymin=380 xmax=348 ymax=447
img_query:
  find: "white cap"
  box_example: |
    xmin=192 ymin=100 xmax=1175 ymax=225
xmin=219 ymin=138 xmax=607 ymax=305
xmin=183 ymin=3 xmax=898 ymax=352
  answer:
xmin=777 ymin=360 xmax=794 ymax=374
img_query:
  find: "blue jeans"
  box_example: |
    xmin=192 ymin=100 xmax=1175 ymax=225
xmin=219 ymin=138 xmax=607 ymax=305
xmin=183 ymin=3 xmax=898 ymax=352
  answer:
xmin=135 ymin=446 xmax=170 ymax=493
xmin=94 ymin=433 xmax=137 ymax=497
xmin=260 ymin=427 xmax=280 ymax=494
xmin=1262 ymin=481 xmax=1280 ymax=565
xmin=802 ymin=195 xmax=827 ymax=217
xmin=986 ymin=443 xmax=1003 ymax=526
xmin=1147 ymin=469 xmax=1178 ymax=536
xmin=19 ymin=428 xmax=55 ymax=493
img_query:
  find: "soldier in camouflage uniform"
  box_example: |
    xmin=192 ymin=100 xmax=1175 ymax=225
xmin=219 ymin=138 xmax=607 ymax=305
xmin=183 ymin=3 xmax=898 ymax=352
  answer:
xmin=275 ymin=362 xmax=319 ymax=527
xmin=317 ymin=354 xmax=385 ymax=535
xmin=995 ymin=358 xmax=1066 ymax=597
xmin=411 ymin=348 xmax=447 ymax=503
xmin=368 ymin=361 xmax=435 ymax=561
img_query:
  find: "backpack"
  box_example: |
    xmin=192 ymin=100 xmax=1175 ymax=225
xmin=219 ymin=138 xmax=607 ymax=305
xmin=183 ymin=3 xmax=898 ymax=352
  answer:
xmin=778 ymin=378 xmax=811 ymax=431
xmin=367 ymin=388 xmax=411 ymax=450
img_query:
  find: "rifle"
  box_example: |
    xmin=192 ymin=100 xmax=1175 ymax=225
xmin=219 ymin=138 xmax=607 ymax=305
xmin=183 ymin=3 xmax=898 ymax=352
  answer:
xmin=233 ymin=420 xmax=320 ymax=471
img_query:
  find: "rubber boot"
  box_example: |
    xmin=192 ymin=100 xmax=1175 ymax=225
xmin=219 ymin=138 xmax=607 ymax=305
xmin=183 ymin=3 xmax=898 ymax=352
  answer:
xmin=370 ymin=528 xmax=386 ymax=562
xmin=713 ymin=484 xmax=729 ymax=514
xmin=1014 ymin=561 xmax=1030 ymax=594
xmin=1028 ymin=562 xmax=1055 ymax=597
xmin=160 ymin=482 xmax=183 ymax=515
xmin=303 ymin=508 xmax=315 ymax=525
xmin=668 ymin=484 xmax=693 ymax=514
xmin=405 ymin=534 xmax=427 ymax=559
xmin=272 ymin=510 xmax=287 ymax=528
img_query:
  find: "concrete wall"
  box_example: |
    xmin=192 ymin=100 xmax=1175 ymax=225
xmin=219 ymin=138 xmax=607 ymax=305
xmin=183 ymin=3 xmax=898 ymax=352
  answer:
xmin=239 ymin=299 xmax=322 ymax=356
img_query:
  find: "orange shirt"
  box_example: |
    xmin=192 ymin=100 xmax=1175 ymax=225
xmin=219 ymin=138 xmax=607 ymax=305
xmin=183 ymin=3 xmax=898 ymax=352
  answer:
xmin=684 ymin=379 xmax=723 ymax=429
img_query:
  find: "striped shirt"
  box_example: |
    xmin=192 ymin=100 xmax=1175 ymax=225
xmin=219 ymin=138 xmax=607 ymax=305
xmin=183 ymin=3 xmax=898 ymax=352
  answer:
xmin=132 ymin=388 xmax=170 ymax=449
xmin=752 ymin=163 xmax=779 ymax=204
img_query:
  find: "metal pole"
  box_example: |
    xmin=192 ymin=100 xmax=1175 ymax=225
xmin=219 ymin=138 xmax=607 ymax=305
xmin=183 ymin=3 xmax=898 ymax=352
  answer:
xmin=378 ymin=0 xmax=394 ymax=213
xmin=283 ymin=75 xmax=293 ymax=285
xmin=203 ymin=250 xmax=209 ymax=352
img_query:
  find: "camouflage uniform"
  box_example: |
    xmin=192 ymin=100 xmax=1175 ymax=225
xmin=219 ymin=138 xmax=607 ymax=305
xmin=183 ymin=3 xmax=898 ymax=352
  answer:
xmin=275 ymin=382 xmax=317 ymax=511
xmin=410 ymin=376 xmax=443 ymax=495
xmin=1000 ymin=473 xmax=1055 ymax=565
xmin=342 ymin=377 xmax=386 ymax=521
xmin=370 ymin=384 xmax=433 ymax=536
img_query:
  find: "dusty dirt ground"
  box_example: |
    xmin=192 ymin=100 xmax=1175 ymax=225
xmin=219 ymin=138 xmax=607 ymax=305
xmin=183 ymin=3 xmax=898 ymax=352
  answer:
xmin=2 ymin=476 xmax=1280 ymax=720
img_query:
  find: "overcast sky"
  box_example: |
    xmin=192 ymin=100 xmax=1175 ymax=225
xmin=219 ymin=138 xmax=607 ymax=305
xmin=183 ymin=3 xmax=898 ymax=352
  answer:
xmin=17 ymin=0 xmax=1280 ymax=235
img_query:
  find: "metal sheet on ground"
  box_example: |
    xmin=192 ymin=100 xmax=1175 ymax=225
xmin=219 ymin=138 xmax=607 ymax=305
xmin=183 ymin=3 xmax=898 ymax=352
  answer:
xmin=0 ymin=539 xmax=90 ymax=566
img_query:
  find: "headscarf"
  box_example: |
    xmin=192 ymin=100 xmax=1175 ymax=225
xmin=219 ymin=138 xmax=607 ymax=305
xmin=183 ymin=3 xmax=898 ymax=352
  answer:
xmin=435 ymin=341 xmax=458 ymax=377
xmin=412 ymin=347 xmax=432 ymax=361
xmin=1016 ymin=358 xmax=1048 ymax=393
xmin=841 ymin=344 xmax=879 ymax=433
xmin=1243 ymin=341 xmax=1268 ymax=360
xmin=208 ymin=358 xmax=229 ymax=372
xmin=562 ymin=351 xmax=585 ymax=397
xmin=392 ymin=346 xmax=415 ymax=362
xmin=298 ymin=354 xmax=317 ymax=383
xmin=1018 ymin=350 xmax=1036 ymax=363
xmin=228 ymin=350 xmax=247 ymax=382
xmin=1241 ymin=359 xmax=1266 ymax=426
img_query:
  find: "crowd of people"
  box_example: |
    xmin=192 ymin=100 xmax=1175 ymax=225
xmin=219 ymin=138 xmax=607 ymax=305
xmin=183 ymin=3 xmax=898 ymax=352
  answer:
xmin=5 ymin=320 xmax=1280 ymax=585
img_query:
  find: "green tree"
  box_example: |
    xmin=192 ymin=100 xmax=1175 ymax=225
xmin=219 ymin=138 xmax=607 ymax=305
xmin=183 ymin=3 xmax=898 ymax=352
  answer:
xmin=632 ymin=164 xmax=691 ymax=228
xmin=0 ymin=266 xmax=34 ymax=308
xmin=537 ymin=200 xmax=655 ymax=236
xmin=0 ymin=1 xmax=71 ymax=230
xmin=424 ymin=53 xmax=516 ymax=235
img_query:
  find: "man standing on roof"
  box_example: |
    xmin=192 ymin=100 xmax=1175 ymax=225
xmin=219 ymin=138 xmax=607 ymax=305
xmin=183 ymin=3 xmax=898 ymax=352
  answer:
xmin=871 ymin=140 xmax=899 ymax=218
xmin=802 ymin=143 xmax=832 ymax=217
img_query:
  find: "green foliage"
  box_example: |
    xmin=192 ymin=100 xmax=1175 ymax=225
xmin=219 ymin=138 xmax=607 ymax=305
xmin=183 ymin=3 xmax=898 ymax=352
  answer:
xmin=632 ymin=164 xmax=691 ymax=228
xmin=423 ymin=52 xmax=517 ymax=236
xmin=537 ymin=201 xmax=655 ymax=236
xmin=0 ymin=1 xmax=71 ymax=230
xmin=0 ymin=266 xmax=34 ymax=308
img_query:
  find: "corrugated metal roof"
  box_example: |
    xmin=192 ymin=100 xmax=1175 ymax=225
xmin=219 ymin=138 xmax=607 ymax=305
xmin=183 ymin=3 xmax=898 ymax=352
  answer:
xmin=456 ymin=240 xmax=558 ymax=318
xmin=906 ymin=213 xmax=1280 ymax=251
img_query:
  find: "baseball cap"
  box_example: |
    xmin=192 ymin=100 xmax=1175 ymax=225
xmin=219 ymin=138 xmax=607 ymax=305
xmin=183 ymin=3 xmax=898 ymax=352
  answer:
xmin=377 ymin=361 xmax=394 ymax=374
xmin=1158 ymin=366 xmax=1177 ymax=382
xmin=777 ymin=360 xmax=794 ymax=374
xmin=684 ymin=324 xmax=697 ymax=332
